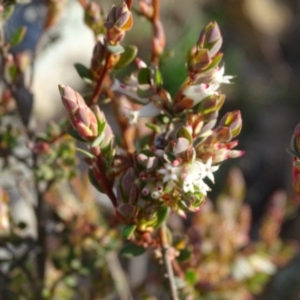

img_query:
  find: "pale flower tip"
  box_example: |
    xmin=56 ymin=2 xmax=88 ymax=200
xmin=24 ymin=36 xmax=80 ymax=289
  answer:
xmin=136 ymin=58 xmax=147 ymax=69
xmin=58 ymin=84 xmax=65 ymax=96
xmin=124 ymin=108 xmax=139 ymax=125
xmin=111 ymin=79 xmax=121 ymax=92
xmin=178 ymin=209 xmax=187 ymax=219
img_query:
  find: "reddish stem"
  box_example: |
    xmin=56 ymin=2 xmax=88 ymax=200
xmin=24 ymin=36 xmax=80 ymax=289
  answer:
xmin=89 ymin=52 xmax=112 ymax=106
xmin=93 ymin=156 xmax=118 ymax=208
xmin=152 ymin=0 xmax=159 ymax=22
xmin=125 ymin=0 xmax=133 ymax=10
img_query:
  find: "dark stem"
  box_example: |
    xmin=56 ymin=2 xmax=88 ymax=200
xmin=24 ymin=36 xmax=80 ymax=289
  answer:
xmin=158 ymin=223 xmax=179 ymax=300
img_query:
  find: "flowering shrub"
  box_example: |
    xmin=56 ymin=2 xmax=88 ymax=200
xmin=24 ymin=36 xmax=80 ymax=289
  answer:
xmin=0 ymin=1 xmax=298 ymax=300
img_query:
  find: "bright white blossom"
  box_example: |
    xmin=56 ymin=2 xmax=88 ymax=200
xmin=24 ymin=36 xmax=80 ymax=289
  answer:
xmin=203 ymin=157 xmax=219 ymax=183
xmin=111 ymin=79 xmax=149 ymax=104
xmin=182 ymin=82 xmax=220 ymax=106
xmin=182 ymin=160 xmax=207 ymax=194
xmin=212 ymin=66 xmax=233 ymax=85
xmin=182 ymin=158 xmax=218 ymax=195
xmin=157 ymin=162 xmax=181 ymax=183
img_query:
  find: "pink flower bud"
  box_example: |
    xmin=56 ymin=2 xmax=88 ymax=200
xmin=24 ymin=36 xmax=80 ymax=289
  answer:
xmin=58 ymin=85 xmax=98 ymax=141
xmin=198 ymin=21 xmax=222 ymax=57
xmin=219 ymin=110 xmax=242 ymax=138
xmin=104 ymin=2 xmax=133 ymax=43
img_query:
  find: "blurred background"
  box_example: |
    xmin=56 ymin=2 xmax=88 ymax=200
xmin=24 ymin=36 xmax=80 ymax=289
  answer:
xmin=3 ymin=0 xmax=300 ymax=298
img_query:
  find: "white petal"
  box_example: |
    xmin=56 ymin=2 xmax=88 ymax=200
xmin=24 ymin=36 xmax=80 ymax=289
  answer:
xmin=111 ymin=79 xmax=149 ymax=104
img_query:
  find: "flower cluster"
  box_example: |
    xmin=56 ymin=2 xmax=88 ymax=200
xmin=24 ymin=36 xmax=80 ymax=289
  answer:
xmin=111 ymin=22 xmax=243 ymax=232
xmin=59 ymin=18 xmax=243 ymax=236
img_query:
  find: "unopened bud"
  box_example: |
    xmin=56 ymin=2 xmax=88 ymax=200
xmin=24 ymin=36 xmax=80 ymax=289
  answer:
xmin=84 ymin=1 xmax=104 ymax=34
xmin=219 ymin=110 xmax=242 ymax=138
xmin=198 ymin=21 xmax=222 ymax=57
xmin=105 ymin=2 xmax=132 ymax=44
xmin=186 ymin=47 xmax=211 ymax=73
xmin=152 ymin=20 xmax=165 ymax=56
xmin=58 ymin=85 xmax=98 ymax=141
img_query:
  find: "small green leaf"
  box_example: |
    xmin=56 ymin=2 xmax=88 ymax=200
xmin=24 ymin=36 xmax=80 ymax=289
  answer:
xmin=74 ymin=63 xmax=93 ymax=83
xmin=177 ymin=248 xmax=192 ymax=262
xmin=88 ymin=169 xmax=103 ymax=193
xmin=106 ymin=44 xmax=125 ymax=55
xmin=154 ymin=206 xmax=170 ymax=229
xmin=145 ymin=123 xmax=161 ymax=133
xmin=91 ymin=133 xmax=104 ymax=147
xmin=122 ymin=224 xmax=137 ymax=239
xmin=177 ymin=127 xmax=192 ymax=145
xmin=185 ymin=269 xmax=198 ymax=285
xmin=97 ymin=120 xmax=106 ymax=136
xmin=76 ymin=148 xmax=95 ymax=159
xmin=120 ymin=242 xmax=146 ymax=258
xmin=138 ymin=68 xmax=151 ymax=84
xmin=154 ymin=67 xmax=163 ymax=87
xmin=10 ymin=26 xmax=27 ymax=46
xmin=114 ymin=45 xmax=138 ymax=69
xmin=67 ymin=128 xmax=86 ymax=142
xmin=105 ymin=148 xmax=115 ymax=169
xmin=205 ymin=53 xmax=223 ymax=71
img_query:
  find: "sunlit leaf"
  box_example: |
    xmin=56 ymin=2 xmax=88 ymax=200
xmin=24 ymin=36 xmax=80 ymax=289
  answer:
xmin=114 ymin=45 xmax=138 ymax=69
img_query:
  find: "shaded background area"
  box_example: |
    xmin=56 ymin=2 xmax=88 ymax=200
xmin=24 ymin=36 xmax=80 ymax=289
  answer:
xmin=4 ymin=0 xmax=300 ymax=298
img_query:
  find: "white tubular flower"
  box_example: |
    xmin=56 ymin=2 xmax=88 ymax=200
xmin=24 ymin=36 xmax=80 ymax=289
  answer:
xmin=182 ymin=82 xmax=220 ymax=106
xmin=157 ymin=162 xmax=181 ymax=183
xmin=212 ymin=66 xmax=234 ymax=84
xmin=202 ymin=157 xmax=219 ymax=183
xmin=182 ymin=160 xmax=210 ymax=194
xmin=196 ymin=178 xmax=211 ymax=195
xmin=136 ymin=58 xmax=147 ymax=69
xmin=124 ymin=102 xmax=161 ymax=124
xmin=111 ymin=79 xmax=149 ymax=104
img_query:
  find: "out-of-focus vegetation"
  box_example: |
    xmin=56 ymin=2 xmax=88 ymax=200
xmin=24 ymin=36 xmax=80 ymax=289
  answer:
xmin=1 ymin=0 xmax=300 ymax=299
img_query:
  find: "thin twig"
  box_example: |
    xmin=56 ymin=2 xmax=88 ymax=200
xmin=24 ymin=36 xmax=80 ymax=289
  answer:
xmin=151 ymin=0 xmax=163 ymax=66
xmin=105 ymin=251 xmax=134 ymax=300
xmin=158 ymin=223 xmax=179 ymax=300
xmin=89 ymin=52 xmax=112 ymax=106
xmin=152 ymin=0 xmax=160 ymax=22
